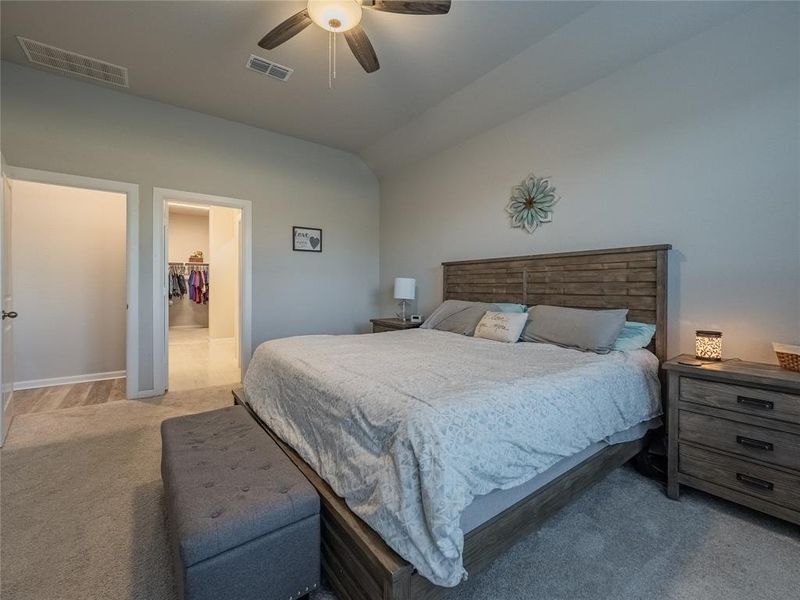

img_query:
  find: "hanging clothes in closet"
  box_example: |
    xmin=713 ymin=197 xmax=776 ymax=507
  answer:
xmin=187 ymin=267 xmax=209 ymax=304
xmin=168 ymin=264 xmax=185 ymax=301
xmin=168 ymin=263 xmax=209 ymax=303
xmin=168 ymin=263 xmax=209 ymax=328
xmin=168 ymin=270 xmax=180 ymax=298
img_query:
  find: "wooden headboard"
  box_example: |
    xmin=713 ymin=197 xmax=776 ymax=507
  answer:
xmin=442 ymin=244 xmax=671 ymax=362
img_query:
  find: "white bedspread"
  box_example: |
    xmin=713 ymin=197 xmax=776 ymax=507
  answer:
xmin=243 ymin=329 xmax=661 ymax=587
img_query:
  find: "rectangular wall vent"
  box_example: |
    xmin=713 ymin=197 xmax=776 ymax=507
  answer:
xmin=17 ymin=36 xmax=129 ymax=88
xmin=246 ymin=54 xmax=293 ymax=82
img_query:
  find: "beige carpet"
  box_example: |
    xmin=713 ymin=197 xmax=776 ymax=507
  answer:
xmin=2 ymin=386 xmax=798 ymax=600
xmin=0 ymin=386 xmax=231 ymax=600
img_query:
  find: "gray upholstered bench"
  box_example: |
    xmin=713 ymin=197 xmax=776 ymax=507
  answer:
xmin=161 ymin=405 xmax=320 ymax=600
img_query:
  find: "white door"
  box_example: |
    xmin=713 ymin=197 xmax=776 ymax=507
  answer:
xmin=0 ymin=167 xmax=17 ymax=445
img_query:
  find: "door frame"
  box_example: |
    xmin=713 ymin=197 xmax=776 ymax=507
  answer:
xmin=1 ymin=156 xmax=12 ymax=445
xmin=152 ymin=187 xmax=252 ymax=395
xmin=3 ymin=166 xmax=141 ymax=399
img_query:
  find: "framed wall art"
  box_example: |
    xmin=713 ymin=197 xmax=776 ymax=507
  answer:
xmin=293 ymin=226 xmax=322 ymax=252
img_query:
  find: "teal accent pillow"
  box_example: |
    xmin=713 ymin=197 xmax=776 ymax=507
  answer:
xmin=613 ymin=321 xmax=656 ymax=351
xmin=495 ymin=303 xmax=528 ymax=313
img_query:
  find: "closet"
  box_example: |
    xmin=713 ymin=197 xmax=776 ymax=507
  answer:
xmin=168 ymin=262 xmax=209 ymax=327
xmin=167 ymin=205 xmax=209 ymax=329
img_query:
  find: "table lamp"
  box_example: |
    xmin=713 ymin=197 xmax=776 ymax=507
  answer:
xmin=394 ymin=278 xmax=416 ymax=322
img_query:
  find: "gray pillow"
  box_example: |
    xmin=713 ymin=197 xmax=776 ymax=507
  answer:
xmin=420 ymin=300 xmax=499 ymax=336
xmin=520 ymin=305 xmax=628 ymax=353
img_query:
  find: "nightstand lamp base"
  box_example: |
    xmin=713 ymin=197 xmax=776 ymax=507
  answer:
xmin=395 ymin=299 xmax=411 ymax=322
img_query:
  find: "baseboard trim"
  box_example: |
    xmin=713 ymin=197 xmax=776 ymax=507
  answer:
xmin=127 ymin=388 xmax=158 ymax=399
xmin=14 ymin=370 xmax=126 ymax=391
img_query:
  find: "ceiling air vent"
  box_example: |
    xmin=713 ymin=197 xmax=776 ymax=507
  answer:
xmin=246 ymin=54 xmax=293 ymax=82
xmin=17 ymin=36 xmax=129 ymax=88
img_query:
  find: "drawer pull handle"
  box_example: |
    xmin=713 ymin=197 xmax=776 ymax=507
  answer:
xmin=736 ymin=473 xmax=774 ymax=491
xmin=736 ymin=435 xmax=773 ymax=451
xmin=737 ymin=396 xmax=774 ymax=410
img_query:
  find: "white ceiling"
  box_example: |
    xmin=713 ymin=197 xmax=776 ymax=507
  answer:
xmin=0 ymin=1 xmax=755 ymax=174
xmin=0 ymin=0 xmax=595 ymax=151
xmin=362 ymin=0 xmax=757 ymax=174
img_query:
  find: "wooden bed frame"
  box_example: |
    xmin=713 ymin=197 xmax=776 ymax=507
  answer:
xmin=234 ymin=244 xmax=671 ymax=600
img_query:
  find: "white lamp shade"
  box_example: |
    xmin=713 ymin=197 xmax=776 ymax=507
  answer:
xmin=394 ymin=278 xmax=416 ymax=301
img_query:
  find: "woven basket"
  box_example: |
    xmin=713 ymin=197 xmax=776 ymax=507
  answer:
xmin=773 ymin=343 xmax=800 ymax=372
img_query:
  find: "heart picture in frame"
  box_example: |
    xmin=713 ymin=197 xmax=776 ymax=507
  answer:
xmin=293 ymin=226 xmax=322 ymax=253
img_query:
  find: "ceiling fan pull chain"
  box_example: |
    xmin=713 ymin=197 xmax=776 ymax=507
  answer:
xmin=327 ymin=30 xmax=337 ymax=89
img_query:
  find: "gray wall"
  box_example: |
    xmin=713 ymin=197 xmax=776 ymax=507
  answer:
xmin=1 ymin=63 xmax=380 ymax=395
xmin=378 ymin=5 xmax=800 ymax=363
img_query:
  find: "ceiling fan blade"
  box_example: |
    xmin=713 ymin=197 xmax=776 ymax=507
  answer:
xmin=258 ymin=9 xmax=313 ymax=50
xmin=344 ymin=25 xmax=380 ymax=73
xmin=365 ymin=1 xmax=451 ymax=15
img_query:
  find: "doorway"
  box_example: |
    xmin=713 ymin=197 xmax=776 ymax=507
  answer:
xmin=11 ymin=179 xmax=127 ymax=391
xmin=167 ymin=201 xmax=239 ymax=390
xmin=0 ymin=166 xmax=140 ymax=442
xmin=153 ymin=188 xmax=252 ymax=395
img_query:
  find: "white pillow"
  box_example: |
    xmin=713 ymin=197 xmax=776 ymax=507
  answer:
xmin=474 ymin=311 xmax=528 ymax=343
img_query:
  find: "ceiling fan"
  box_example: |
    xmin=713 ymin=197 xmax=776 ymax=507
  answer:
xmin=258 ymin=0 xmax=451 ymax=75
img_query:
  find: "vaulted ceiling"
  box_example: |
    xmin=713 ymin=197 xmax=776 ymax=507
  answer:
xmin=1 ymin=1 xmax=755 ymax=174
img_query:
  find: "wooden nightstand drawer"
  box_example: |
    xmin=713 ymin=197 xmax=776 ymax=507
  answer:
xmin=372 ymin=325 xmax=393 ymax=333
xmin=680 ymin=444 xmax=800 ymax=512
xmin=681 ymin=377 xmax=800 ymax=425
xmin=679 ymin=410 xmax=800 ymax=470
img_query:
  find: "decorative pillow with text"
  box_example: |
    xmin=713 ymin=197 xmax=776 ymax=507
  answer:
xmin=474 ymin=311 xmax=528 ymax=343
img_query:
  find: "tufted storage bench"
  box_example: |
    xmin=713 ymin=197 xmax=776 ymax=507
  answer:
xmin=161 ymin=405 xmax=320 ymax=600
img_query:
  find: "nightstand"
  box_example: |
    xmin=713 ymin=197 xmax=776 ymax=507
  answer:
xmin=369 ymin=318 xmax=422 ymax=333
xmin=663 ymin=354 xmax=800 ymax=525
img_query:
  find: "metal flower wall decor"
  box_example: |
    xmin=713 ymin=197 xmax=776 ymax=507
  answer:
xmin=506 ymin=173 xmax=559 ymax=233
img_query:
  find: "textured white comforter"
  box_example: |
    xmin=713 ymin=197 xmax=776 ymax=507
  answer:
xmin=243 ymin=329 xmax=660 ymax=587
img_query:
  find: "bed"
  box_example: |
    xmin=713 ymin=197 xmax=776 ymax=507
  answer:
xmin=234 ymin=244 xmax=670 ymax=600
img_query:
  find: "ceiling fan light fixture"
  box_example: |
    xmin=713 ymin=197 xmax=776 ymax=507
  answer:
xmin=307 ymin=0 xmax=363 ymax=32
xmin=258 ymin=0 xmax=450 ymax=77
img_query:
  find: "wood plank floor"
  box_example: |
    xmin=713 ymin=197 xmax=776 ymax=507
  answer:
xmin=10 ymin=328 xmax=240 ymax=419
xmin=11 ymin=378 xmax=127 ymax=417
